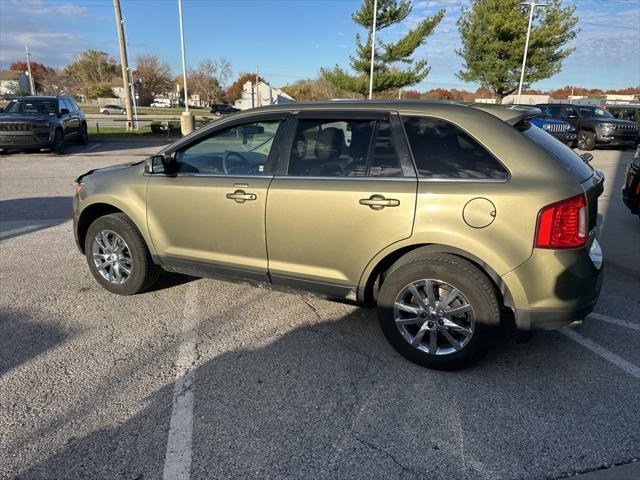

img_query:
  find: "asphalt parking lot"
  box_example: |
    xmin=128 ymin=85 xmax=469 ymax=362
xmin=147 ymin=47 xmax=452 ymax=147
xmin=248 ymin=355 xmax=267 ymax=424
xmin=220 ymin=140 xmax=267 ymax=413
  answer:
xmin=1 ymin=140 xmax=639 ymax=480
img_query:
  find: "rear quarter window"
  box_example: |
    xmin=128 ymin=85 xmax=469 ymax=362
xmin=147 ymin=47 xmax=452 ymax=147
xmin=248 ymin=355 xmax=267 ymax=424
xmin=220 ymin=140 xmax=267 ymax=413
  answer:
xmin=402 ymin=116 xmax=509 ymax=180
xmin=522 ymin=125 xmax=593 ymax=182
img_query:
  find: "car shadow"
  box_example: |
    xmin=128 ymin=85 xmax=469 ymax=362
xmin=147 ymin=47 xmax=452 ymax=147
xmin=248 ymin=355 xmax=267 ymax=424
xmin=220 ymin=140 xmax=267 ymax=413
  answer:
xmin=0 ymin=308 xmax=72 ymax=376
xmin=11 ymin=303 xmax=640 ymax=480
xmin=0 ymin=196 xmax=72 ymax=241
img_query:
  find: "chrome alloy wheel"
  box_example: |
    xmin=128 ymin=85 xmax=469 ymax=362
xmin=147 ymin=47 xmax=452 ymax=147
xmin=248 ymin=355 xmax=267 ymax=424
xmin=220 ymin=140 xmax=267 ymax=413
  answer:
xmin=91 ymin=230 xmax=133 ymax=285
xmin=393 ymin=279 xmax=476 ymax=355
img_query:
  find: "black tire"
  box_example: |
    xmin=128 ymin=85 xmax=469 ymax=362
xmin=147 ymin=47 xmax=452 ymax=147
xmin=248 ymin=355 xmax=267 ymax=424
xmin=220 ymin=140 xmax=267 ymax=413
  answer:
xmin=51 ymin=129 xmax=64 ymax=155
xmin=77 ymin=123 xmax=89 ymax=145
xmin=377 ymin=252 xmax=500 ymax=371
xmin=0 ymin=149 xmax=8 ymax=155
xmin=84 ymin=213 xmax=161 ymax=295
xmin=565 ymin=141 xmax=575 ymax=148
xmin=103 ymin=110 xmax=110 ymax=115
xmin=577 ymin=130 xmax=596 ymax=151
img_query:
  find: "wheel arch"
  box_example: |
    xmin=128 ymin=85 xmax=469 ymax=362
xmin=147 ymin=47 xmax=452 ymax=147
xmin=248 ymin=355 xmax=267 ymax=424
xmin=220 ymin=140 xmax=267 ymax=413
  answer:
xmin=76 ymin=203 xmax=124 ymax=254
xmin=358 ymin=243 xmax=516 ymax=314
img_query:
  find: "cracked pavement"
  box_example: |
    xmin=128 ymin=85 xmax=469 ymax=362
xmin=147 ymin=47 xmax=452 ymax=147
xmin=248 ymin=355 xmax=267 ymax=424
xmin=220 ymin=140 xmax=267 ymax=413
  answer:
xmin=1 ymin=142 xmax=639 ymax=480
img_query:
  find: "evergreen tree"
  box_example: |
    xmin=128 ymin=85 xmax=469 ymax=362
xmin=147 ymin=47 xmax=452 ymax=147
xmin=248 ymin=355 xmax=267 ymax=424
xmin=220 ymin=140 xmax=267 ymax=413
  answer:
xmin=457 ymin=0 xmax=578 ymax=103
xmin=323 ymin=0 xmax=444 ymax=97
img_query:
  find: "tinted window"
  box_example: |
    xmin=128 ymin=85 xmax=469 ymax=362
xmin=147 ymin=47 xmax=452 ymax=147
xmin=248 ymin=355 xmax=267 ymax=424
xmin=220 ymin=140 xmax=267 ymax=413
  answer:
xmin=548 ymin=106 xmax=575 ymax=119
xmin=288 ymin=118 xmax=401 ymax=177
xmin=175 ymin=120 xmax=281 ymax=175
xmin=4 ymin=99 xmax=58 ymax=114
xmin=402 ymin=116 xmax=509 ymax=180
xmin=522 ymin=125 xmax=593 ymax=182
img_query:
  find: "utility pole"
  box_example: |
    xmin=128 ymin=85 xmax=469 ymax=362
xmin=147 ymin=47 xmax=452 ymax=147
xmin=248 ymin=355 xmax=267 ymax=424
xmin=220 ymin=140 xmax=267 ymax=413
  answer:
xmin=25 ymin=44 xmax=36 ymax=95
xmin=113 ymin=0 xmax=134 ymax=131
xmin=121 ymin=17 xmax=139 ymax=130
xmin=517 ymin=2 xmax=546 ymax=104
xmin=368 ymin=0 xmax=378 ymax=100
xmin=256 ymin=65 xmax=261 ymax=107
xmin=177 ymin=0 xmax=194 ymax=134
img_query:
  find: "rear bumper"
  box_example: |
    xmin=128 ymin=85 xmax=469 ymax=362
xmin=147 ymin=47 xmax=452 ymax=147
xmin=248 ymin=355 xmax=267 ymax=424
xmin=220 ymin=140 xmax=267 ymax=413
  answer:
xmin=0 ymin=131 xmax=53 ymax=149
xmin=502 ymin=240 xmax=604 ymax=331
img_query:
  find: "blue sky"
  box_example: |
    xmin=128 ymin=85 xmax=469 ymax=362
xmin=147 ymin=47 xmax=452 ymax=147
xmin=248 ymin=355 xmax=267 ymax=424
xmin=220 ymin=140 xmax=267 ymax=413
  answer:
xmin=0 ymin=0 xmax=638 ymax=91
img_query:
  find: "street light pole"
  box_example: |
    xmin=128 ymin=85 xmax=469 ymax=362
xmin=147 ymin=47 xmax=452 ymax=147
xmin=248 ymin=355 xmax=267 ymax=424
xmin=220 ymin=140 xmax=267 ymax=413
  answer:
xmin=25 ymin=44 xmax=36 ymax=95
xmin=177 ymin=0 xmax=194 ymax=135
xmin=368 ymin=0 xmax=378 ymax=100
xmin=517 ymin=1 xmax=545 ymax=104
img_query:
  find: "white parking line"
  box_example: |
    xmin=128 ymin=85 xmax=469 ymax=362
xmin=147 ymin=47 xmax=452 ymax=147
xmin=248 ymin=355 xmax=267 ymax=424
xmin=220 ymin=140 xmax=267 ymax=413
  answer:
xmin=0 ymin=224 xmax=47 ymax=240
xmin=589 ymin=313 xmax=640 ymax=332
xmin=562 ymin=328 xmax=640 ymax=380
xmin=163 ymin=283 xmax=199 ymax=480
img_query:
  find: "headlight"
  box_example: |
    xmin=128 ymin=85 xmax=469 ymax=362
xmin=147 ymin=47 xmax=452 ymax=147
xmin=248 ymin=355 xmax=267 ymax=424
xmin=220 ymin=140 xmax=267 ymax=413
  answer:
xmin=542 ymin=123 xmax=551 ymax=131
xmin=599 ymin=123 xmax=616 ymax=130
xmin=568 ymin=125 xmax=576 ymax=132
xmin=32 ymin=120 xmax=50 ymax=128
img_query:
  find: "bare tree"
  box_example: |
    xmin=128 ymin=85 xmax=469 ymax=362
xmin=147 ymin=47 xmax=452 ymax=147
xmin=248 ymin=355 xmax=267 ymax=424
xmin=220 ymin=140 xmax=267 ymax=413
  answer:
xmin=134 ymin=54 xmax=173 ymax=106
xmin=189 ymin=58 xmax=233 ymax=105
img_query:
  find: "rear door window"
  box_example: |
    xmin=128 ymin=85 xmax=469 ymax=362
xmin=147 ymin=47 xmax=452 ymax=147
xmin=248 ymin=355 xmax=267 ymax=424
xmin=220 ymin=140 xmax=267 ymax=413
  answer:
xmin=401 ymin=116 xmax=509 ymax=180
xmin=288 ymin=118 xmax=402 ymax=177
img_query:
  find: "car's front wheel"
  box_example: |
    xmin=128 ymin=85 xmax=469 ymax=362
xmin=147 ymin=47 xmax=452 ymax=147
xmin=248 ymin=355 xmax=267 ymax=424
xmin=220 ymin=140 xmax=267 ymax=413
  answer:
xmin=77 ymin=123 xmax=88 ymax=145
xmin=85 ymin=213 xmax=161 ymax=295
xmin=51 ymin=129 xmax=64 ymax=155
xmin=377 ymin=253 xmax=499 ymax=370
xmin=577 ymin=130 xmax=596 ymax=151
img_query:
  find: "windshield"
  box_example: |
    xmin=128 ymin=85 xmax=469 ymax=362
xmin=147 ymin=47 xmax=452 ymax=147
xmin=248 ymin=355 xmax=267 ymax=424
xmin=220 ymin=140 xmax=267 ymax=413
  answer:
xmin=3 ymin=99 xmax=58 ymax=115
xmin=579 ymin=107 xmax=614 ymax=119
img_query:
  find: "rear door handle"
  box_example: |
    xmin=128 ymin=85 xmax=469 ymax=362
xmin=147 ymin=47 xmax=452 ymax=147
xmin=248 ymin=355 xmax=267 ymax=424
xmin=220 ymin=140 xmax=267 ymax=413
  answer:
xmin=226 ymin=189 xmax=257 ymax=203
xmin=359 ymin=194 xmax=400 ymax=210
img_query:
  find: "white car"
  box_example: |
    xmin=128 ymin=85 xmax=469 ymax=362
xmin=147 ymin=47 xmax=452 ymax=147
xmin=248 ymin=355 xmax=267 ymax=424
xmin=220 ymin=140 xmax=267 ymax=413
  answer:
xmin=100 ymin=104 xmax=126 ymax=115
xmin=150 ymin=102 xmax=171 ymax=108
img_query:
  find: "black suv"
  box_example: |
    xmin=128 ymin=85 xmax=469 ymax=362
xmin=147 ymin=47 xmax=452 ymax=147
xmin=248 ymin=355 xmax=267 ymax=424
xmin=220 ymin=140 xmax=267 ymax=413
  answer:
xmin=0 ymin=96 xmax=88 ymax=154
xmin=537 ymin=103 xmax=639 ymax=151
xmin=210 ymin=103 xmax=239 ymax=116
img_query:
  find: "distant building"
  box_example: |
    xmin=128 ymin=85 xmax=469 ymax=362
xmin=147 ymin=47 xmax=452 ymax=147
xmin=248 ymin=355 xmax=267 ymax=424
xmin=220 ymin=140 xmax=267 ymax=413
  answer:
xmin=0 ymin=70 xmax=32 ymax=96
xmin=474 ymin=98 xmax=496 ymax=104
xmin=605 ymin=94 xmax=640 ymax=101
xmin=234 ymin=81 xmax=294 ymax=110
xmin=502 ymin=94 xmax=550 ymax=105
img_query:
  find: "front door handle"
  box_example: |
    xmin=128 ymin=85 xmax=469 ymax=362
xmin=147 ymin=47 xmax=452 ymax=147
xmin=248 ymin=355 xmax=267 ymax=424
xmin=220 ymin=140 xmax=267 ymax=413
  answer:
xmin=226 ymin=189 xmax=257 ymax=203
xmin=359 ymin=194 xmax=400 ymax=210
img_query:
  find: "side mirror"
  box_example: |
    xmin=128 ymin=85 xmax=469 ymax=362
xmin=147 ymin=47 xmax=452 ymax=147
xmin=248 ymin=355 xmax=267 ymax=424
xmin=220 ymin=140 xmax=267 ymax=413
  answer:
xmin=145 ymin=153 xmax=174 ymax=174
xmin=60 ymin=108 xmax=70 ymax=115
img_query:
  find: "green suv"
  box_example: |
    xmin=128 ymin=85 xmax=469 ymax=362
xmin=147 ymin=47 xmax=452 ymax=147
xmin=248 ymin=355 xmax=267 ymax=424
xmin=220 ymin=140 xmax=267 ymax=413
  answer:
xmin=73 ymin=101 xmax=604 ymax=370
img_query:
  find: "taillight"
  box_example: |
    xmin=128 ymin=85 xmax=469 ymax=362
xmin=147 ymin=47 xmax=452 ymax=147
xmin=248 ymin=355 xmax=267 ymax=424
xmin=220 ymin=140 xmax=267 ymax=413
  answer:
xmin=535 ymin=194 xmax=587 ymax=249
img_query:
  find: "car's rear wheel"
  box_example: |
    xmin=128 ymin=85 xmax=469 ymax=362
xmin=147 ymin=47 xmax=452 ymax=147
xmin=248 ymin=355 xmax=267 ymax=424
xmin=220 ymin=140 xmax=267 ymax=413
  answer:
xmin=51 ymin=129 xmax=64 ymax=155
xmin=377 ymin=253 xmax=499 ymax=370
xmin=85 ymin=213 xmax=161 ymax=295
xmin=577 ymin=130 xmax=595 ymax=151
xmin=77 ymin=123 xmax=88 ymax=145
xmin=103 ymin=110 xmax=110 ymax=115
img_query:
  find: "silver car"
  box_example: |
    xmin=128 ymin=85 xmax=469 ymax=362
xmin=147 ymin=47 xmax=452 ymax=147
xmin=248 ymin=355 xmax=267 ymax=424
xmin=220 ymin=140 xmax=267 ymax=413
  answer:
xmin=100 ymin=104 xmax=126 ymax=115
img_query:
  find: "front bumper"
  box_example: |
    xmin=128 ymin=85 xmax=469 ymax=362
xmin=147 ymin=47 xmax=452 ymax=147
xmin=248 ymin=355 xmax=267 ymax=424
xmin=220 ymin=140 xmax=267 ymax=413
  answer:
xmin=0 ymin=130 xmax=53 ymax=149
xmin=596 ymin=132 xmax=638 ymax=147
xmin=551 ymin=131 xmax=577 ymax=144
xmin=503 ymin=240 xmax=604 ymax=331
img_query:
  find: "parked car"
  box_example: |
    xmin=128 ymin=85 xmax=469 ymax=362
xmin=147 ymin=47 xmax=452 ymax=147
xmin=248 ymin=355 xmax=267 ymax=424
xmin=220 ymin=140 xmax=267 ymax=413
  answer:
xmin=537 ymin=103 xmax=639 ymax=151
xmin=210 ymin=103 xmax=239 ymax=116
xmin=622 ymin=145 xmax=640 ymax=217
xmin=603 ymin=101 xmax=640 ymax=124
xmin=0 ymin=96 xmax=87 ymax=154
xmin=100 ymin=104 xmax=126 ymax=115
xmin=522 ymin=105 xmax=577 ymax=147
xmin=73 ymin=101 xmax=604 ymax=370
xmin=150 ymin=102 xmax=171 ymax=108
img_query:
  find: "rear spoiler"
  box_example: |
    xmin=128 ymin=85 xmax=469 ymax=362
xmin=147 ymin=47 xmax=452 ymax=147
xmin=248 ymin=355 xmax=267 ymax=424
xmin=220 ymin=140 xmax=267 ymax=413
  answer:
xmin=470 ymin=104 xmax=541 ymax=126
